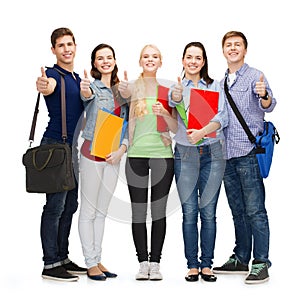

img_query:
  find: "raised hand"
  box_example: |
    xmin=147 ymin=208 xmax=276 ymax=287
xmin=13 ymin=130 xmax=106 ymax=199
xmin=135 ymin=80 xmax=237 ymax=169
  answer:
xmin=171 ymin=76 xmax=183 ymax=102
xmin=80 ymin=69 xmax=92 ymax=98
xmin=118 ymin=71 xmax=131 ymax=98
xmin=255 ymin=74 xmax=267 ymax=98
xmin=36 ymin=67 xmax=53 ymax=95
xmin=80 ymin=70 xmax=91 ymax=90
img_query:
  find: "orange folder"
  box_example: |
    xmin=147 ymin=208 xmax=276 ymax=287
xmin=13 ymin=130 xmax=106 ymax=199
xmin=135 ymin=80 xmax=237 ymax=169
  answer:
xmin=188 ymin=88 xmax=219 ymax=138
xmin=91 ymin=109 xmax=124 ymax=158
xmin=156 ymin=85 xmax=172 ymax=132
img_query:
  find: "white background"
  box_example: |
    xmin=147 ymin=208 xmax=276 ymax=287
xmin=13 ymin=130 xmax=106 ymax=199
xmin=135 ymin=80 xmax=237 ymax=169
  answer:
xmin=1 ymin=0 xmax=298 ymax=299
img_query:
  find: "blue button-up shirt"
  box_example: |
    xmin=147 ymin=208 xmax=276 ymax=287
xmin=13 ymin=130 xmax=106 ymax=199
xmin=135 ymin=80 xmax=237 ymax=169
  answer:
xmin=221 ymin=63 xmax=277 ymax=159
xmin=169 ymin=78 xmax=228 ymax=147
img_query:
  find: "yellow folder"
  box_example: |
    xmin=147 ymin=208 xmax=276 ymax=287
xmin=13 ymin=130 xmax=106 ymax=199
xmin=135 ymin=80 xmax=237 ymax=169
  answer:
xmin=91 ymin=109 xmax=124 ymax=158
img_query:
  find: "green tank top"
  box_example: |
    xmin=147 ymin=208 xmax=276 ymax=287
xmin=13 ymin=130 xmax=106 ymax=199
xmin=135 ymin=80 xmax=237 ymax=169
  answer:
xmin=127 ymin=97 xmax=173 ymax=158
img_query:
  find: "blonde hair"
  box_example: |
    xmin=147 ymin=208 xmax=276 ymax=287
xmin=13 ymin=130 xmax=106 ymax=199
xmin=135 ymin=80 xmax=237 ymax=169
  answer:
xmin=131 ymin=44 xmax=162 ymax=118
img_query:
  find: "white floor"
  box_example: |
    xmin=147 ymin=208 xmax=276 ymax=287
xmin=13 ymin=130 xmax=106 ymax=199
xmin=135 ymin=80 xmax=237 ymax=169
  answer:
xmin=2 ymin=149 xmax=297 ymax=300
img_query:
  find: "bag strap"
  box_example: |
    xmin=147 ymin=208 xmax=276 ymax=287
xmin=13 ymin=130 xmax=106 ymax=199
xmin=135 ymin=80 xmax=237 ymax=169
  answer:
xmin=28 ymin=68 xmax=67 ymax=146
xmin=223 ymin=78 xmax=256 ymax=144
xmin=28 ymin=92 xmax=41 ymax=146
xmin=55 ymin=68 xmax=67 ymax=142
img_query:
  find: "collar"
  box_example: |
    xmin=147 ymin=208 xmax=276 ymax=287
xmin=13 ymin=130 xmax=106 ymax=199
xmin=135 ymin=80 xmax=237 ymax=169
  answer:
xmin=52 ymin=64 xmax=78 ymax=77
xmin=182 ymin=77 xmax=207 ymax=87
xmin=225 ymin=63 xmax=249 ymax=78
xmin=93 ymin=79 xmax=110 ymax=89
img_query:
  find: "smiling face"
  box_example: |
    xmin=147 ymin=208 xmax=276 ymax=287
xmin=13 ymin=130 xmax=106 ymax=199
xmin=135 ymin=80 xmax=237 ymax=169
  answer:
xmin=139 ymin=45 xmax=162 ymax=76
xmin=51 ymin=35 xmax=76 ymax=67
xmin=93 ymin=47 xmax=116 ymax=75
xmin=222 ymin=36 xmax=247 ymax=68
xmin=182 ymin=45 xmax=205 ymax=79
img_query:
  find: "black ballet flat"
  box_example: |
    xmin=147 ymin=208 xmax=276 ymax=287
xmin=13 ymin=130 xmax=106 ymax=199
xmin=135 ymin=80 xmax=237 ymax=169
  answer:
xmin=87 ymin=273 xmax=106 ymax=281
xmin=185 ymin=273 xmax=199 ymax=282
xmin=103 ymin=271 xmax=117 ymax=278
xmin=200 ymin=272 xmax=217 ymax=282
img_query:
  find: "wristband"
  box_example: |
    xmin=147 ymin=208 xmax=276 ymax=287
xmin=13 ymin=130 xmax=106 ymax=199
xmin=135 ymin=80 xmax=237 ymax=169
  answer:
xmin=260 ymin=91 xmax=268 ymax=100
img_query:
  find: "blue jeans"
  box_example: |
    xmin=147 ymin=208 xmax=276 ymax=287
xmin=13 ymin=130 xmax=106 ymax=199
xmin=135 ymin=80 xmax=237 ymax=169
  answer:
xmin=40 ymin=137 xmax=79 ymax=267
xmin=174 ymin=142 xmax=225 ymax=270
xmin=223 ymin=149 xmax=271 ymax=267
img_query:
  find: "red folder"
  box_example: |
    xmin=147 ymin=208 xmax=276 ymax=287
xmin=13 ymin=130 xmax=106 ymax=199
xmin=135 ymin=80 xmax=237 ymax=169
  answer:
xmin=188 ymin=89 xmax=219 ymax=138
xmin=156 ymin=85 xmax=172 ymax=132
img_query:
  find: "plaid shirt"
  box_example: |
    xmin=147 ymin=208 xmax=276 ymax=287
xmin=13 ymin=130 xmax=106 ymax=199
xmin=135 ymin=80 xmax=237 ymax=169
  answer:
xmin=221 ymin=63 xmax=276 ymax=159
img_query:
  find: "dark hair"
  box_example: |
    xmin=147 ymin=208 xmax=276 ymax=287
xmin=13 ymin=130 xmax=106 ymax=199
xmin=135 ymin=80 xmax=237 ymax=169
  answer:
xmin=90 ymin=43 xmax=121 ymax=103
xmin=221 ymin=31 xmax=248 ymax=49
xmin=182 ymin=42 xmax=213 ymax=87
xmin=50 ymin=27 xmax=75 ymax=48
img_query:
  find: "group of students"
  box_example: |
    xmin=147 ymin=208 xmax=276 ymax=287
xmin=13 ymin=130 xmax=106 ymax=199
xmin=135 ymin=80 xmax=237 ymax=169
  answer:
xmin=35 ymin=27 xmax=277 ymax=285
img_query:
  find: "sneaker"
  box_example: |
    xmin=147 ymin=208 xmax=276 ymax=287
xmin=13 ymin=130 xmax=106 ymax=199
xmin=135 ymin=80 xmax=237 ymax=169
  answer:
xmin=63 ymin=261 xmax=87 ymax=275
xmin=42 ymin=266 xmax=79 ymax=282
xmin=213 ymin=254 xmax=249 ymax=274
xmin=149 ymin=262 xmax=163 ymax=281
xmin=245 ymin=261 xmax=269 ymax=284
xmin=135 ymin=261 xmax=149 ymax=280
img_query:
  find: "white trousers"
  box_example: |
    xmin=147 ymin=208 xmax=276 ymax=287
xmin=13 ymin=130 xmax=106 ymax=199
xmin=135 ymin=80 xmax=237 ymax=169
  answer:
xmin=78 ymin=155 xmax=120 ymax=268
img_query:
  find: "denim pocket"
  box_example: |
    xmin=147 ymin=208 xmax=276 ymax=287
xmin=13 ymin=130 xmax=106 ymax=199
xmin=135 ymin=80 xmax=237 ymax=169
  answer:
xmin=174 ymin=144 xmax=197 ymax=161
xmin=210 ymin=141 xmax=225 ymax=160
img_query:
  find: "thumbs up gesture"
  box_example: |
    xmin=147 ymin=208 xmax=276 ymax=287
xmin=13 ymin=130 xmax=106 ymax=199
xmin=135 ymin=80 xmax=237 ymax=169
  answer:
xmin=36 ymin=67 xmax=54 ymax=95
xmin=80 ymin=69 xmax=92 ymax=98
xmin=255 ymin=74 xmax=267 ymax=98
xmin=118 ymin=70 xmax=131 ymax=99
xmin=171 ymin=76 xmax=183 ymax=102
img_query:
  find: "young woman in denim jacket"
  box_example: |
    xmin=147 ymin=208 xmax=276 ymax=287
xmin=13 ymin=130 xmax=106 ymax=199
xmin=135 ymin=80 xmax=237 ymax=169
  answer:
xmin=169 ymin=42 xmax=228 ymax=282
xmin=78 ymin=43 xmax=129 ymax=281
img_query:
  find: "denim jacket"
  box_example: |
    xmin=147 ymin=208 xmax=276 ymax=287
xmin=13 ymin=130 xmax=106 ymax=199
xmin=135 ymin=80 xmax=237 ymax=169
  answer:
xmin=81 ymin=79 xmax=129 ymax=148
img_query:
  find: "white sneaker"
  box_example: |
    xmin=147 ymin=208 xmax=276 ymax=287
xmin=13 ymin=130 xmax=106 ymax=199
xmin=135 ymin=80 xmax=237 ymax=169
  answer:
xmin=149 ymin=262 xmax=163 ymax=280
xmin=135 ymin=261 xmax=149 ymax=280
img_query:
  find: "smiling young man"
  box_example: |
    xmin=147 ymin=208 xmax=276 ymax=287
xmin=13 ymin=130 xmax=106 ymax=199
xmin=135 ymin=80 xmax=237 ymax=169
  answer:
xmin=36 ymin=27 xmax=86 ymax=282
xmin=212 ymin=31 xmax=277 ymax=284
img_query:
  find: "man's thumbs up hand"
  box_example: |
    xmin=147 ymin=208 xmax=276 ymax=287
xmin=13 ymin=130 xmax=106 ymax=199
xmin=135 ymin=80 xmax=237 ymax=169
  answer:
xmin=255 ymin=73 xmax=267 ymax=98
xmin=36 ymin=67 xmax=55 ymax=95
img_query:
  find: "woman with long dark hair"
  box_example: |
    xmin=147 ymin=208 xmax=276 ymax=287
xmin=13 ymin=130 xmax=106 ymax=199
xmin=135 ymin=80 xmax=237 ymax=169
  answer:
xmin=78 ymin=43 xmax=129 ymax=281
xmin=170 ymin=42 xmax=228 ymax=282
